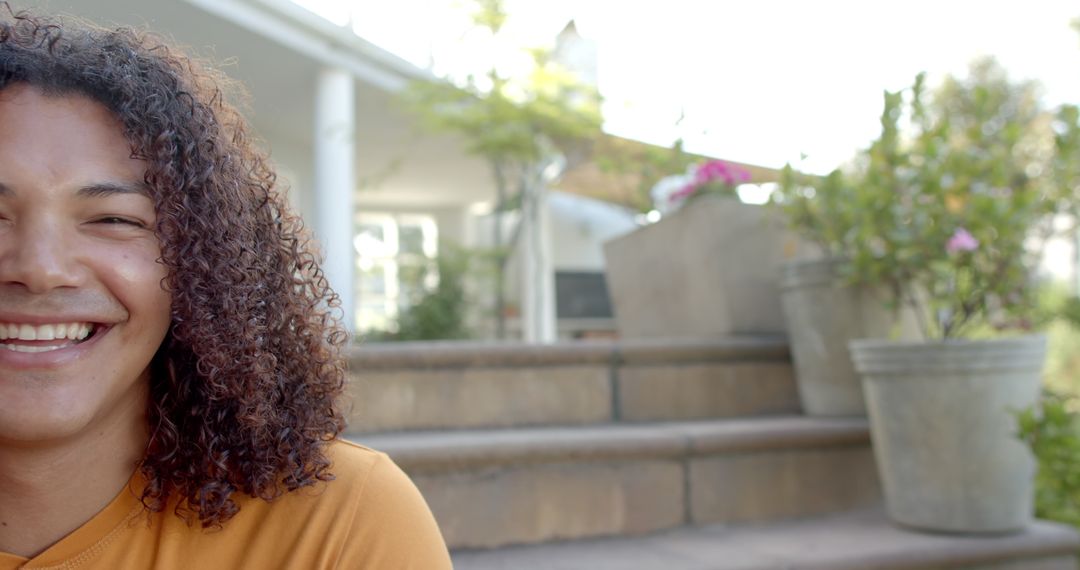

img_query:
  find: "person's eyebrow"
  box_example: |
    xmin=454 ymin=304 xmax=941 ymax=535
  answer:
xmin=0 ymin=181 xmax=152 ymax=198
xmin=76 ymin=181 xmax=152 ymax=198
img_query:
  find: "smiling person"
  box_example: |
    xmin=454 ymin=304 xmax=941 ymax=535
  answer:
xmin=0 ymin=7 xmax=451 ymax=569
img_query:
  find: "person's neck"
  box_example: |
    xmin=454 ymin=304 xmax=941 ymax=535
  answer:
xmin=0 ymin=409 xmax=148 ymax=558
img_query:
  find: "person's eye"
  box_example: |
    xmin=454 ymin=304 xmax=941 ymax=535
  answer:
xmin=92 ymin=216 xmax=147 ymax=228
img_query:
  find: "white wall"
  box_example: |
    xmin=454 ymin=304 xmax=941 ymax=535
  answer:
xmin=264 ymin=136 xmax=316 ymax=230
xmin=548 ymin=191 xmax=639 ymax=270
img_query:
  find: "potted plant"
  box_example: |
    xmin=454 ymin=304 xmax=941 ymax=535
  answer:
xmin=604 ymin=159 xmax=809 ymax=338
xmin=769 ymin=166 xmax=921 ymax=416
xmin=842 ymin=60 xmax=1080 ymax=534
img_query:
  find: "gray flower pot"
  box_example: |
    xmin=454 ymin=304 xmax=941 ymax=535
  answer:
xmin=603 ymin=196 xmax=808 ymax=338
xmin=849 ymin=335 xmax=1045 ymax=533
xmin=779 ymin=258 xmax=918 ymax=416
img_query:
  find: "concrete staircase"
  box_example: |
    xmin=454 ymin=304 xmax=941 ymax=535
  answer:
xmin=345 ymin=337 xmax=1080 ymax=569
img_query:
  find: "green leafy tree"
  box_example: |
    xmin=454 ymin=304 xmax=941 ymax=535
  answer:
xmin=400 ymin=0 xmax=602 ymax=339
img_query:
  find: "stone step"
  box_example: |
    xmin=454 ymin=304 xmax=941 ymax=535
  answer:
xmin=346 ymin=336 xmax=800 ymax=433
xmin=352 ymin=416 xmax=881 ymax=549
xmin=450 ymin=508 xmax=1080 ymax=570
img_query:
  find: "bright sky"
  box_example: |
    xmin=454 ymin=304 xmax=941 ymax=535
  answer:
xmin=296 ymin=0 xmax=1080 ymax=174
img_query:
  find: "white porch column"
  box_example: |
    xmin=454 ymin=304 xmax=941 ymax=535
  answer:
xmin=521 ymin=183 xmax=557 ymax=343
xmin=314 ymin=67 xmax=356 ymax=333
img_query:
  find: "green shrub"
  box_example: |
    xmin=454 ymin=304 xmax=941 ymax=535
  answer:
xmin=1034 ymin=283 xmax=1080 ymax=396
xmin=366 ymin=246 xmax=473 ymax=342
xmin=1017 ymin=389 xmax=1080 ymax=526
xmin=1011 ymin=284 xmax=1080 ymax=530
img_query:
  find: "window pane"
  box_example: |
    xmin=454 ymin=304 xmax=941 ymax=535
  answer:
xmin=359 ymin=261 xmax=389 ymax=295
xmin=355 ymin=222 xmax=392 ymax=259
xmin=398 ymin=224 xmax=425 ymax=257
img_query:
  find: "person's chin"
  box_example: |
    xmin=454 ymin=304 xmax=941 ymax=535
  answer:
xmin=0 ymin=371 xmax=148 ymax=447
xmin=0 ymin=402 xmax=98 ymax=445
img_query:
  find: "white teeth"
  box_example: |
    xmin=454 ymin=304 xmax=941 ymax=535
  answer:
xmin=0 ymin=322 xmax=95 ymax=341
xmin=37 ymin=324 xmax=56 ymax=341
xmin=0 ymin=344 xmax=67 ymax=353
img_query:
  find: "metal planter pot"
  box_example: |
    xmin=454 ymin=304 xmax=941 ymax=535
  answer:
xmin=849 ymin=335 xmax=1045 ymax=533
xmin=779 ymin=258 xmax=918 ymax=416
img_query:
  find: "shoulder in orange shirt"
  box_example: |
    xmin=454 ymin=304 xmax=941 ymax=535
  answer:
xmin=0 ymin=441 xmax=451 ymax=570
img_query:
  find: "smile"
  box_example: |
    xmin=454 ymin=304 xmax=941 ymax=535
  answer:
xmin=0 ymin=322 xmax=97 ymax=353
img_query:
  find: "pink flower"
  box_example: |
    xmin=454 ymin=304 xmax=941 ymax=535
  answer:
xmin=668 ymin=160 xmax=752 ymax=206
xmin=946 ymin=228 xmax=979 ymax=253
xmin=732 ymin=164 xmax=752 ymax=183
xmin=693 ymin=160 xmax=752 ymax=186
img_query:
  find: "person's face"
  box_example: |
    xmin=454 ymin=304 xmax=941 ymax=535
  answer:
xmin=0 ymin=85 xmax=172 ymax=444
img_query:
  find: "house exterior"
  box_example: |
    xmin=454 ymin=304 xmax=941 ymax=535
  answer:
xmin=35 ymin=0 xmax=500 ymax=332
xmin=31 ymin=0 xmax=782 ymax=341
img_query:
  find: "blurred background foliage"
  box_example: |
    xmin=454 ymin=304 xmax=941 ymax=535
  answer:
xmin=772 ymin=57 xmax=1080 ymax=339
xmin=363 ymin=244 xmax=475 ymax=342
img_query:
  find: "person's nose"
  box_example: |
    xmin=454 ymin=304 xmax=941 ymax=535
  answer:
xmin=0 ymin=218 xmax=84 ymax=293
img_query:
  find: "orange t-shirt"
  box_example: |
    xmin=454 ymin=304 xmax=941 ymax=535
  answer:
xmin=0 ymin=440 xmax=452 ymax=569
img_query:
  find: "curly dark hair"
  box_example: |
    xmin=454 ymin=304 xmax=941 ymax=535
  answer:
xmin=0 ymin=5 xmax=349 ymax=526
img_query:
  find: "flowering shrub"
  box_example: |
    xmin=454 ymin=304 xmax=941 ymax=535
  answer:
xmin=662 ymin=159 xmax=751 ymax=211
xmin=771 ymin=58 xmax=1080 ymax=339
xmin=945 ymin=228 xmax=979 ymax=254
